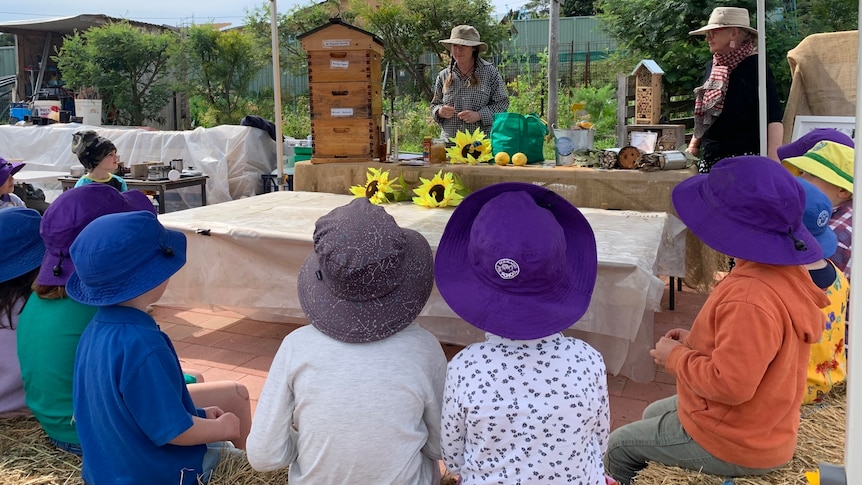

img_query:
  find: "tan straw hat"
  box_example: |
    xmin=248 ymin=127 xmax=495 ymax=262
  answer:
xmin=439 ymin=25 xmax=487 ymax=52
xmin=689 ymin=7 xmax=758 ymax=36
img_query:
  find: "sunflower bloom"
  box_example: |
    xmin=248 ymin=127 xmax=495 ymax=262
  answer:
xmin=412 ymin=170 xmax=466 ymax=208
xmin=349 ymin=167 xmax=398 ymax=204
xmin=446 ymin=127 xmax=492 ymax=164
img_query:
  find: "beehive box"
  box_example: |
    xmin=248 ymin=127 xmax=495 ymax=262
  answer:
xmin=299 ymin=19 xmax=385 ymax=164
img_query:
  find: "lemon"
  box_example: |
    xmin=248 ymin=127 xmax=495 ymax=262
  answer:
xmin=512 ymin=152 xmax=528 ymax=166
xmin=494 ymin=152 xmax=510 ymax=166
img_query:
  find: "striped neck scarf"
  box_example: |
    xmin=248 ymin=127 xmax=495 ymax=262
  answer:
xmin=693 ymin=40 xmax=756 ymax=138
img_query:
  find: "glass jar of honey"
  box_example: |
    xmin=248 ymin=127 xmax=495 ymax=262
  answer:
xmin=429 ymin=138 xmax=447 ymax=163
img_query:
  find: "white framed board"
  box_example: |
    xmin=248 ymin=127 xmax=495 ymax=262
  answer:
xmin=791 ymin=115 xmax=856 ymax=142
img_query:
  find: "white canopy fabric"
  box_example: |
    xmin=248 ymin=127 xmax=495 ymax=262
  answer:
xmin=2 ymin=123 xmax=277 ymax=207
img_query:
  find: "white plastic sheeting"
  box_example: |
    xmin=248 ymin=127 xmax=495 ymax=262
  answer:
xmin=158 ymin=191 xmax=687 ymax=382
xmin=1 ymin=124 xmax=277 ymax=208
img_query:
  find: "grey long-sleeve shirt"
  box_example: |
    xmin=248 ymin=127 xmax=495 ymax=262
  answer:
xmin=247 ymin=323 xmax=447 ymax=485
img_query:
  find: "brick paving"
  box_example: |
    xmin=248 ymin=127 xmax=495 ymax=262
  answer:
xmin=153 ymin=280 xmax=708 ymax=428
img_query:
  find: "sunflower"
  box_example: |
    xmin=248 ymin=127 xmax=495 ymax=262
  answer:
xmin=349 ymin=167 xmax=400 ymax=204
xmin=412 ymin=170 xmax=467 ymax=208
xmin=446 ymin=127 xmax=493 ymax=165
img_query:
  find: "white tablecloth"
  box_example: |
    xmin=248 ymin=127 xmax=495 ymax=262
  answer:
xmin=159 ymin=191 xmax=686 ymax=382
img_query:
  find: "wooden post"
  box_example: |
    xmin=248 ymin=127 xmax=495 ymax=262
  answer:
xmin=616 ymin=72 xmax=628 ymax=146
xmin=547 ymin=0 xmax=560 ymax=131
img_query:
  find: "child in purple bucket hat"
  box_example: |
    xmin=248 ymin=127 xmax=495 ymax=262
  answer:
xmin=247 ymin=197 xmax=447 ymax=484
xmin=0 ymin=157 xmax=27 ymax=209
xmin=605 ymin=156 xmax=829 ymax=484
xmin=0 ymin=207 xmax=45 ymax=418
xmin=434 ymin=182 xmax=610 ymax=484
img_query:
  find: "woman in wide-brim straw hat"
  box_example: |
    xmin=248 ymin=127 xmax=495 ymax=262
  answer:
xmin=431 ymin=25 xmax=509 ymax=139
xmin=685 ymin=7 xmax=784 ymax=173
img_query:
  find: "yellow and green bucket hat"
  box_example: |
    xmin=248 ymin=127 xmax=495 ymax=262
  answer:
xmin=783 ymin=140 xmax=855 ymax=194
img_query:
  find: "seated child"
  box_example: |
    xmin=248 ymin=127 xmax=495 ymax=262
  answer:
xmin=0 ymin=158 xmax=26 ymax=209
xmin=434 ymin=182 xmax=609 ymax=484
xmin=18 ymin=184 xmax=251 ymax=454
xmin=797 ymin=178 xmax=848 ymax=404
xmin=68 ymin=211 xmax=240 ymax=484
xmin=247 ymin=198 xmax=447 ymax=484
xmin=782 ymin=139 xmax=854 ymax=279
xmin=604 ymin=156 xmax=829 ymax=484
xmin=70 ymin=130 xmax=127 ymax=192
xmin=0 ymin=207 xmax=45 ymax=417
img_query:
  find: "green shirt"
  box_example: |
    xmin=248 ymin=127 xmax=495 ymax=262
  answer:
xmin=17 ymin=294 xmax=97 ymax=444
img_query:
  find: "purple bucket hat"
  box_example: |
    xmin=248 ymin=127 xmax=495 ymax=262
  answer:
xmin=0 ymin=157 xmax=25 ymax=186
xmin=298 ymin=197 xmax=433 ymax=343
xmin=798 ymin=177 xmax=838 ymax=259
xmin=435 ymin=182 xmax=598 ymax=340
xmin=38 ymin=184 xmax=157 ymax=287
xmin=0 ymin=207 xmax=45 ymax=282
xmin=777 ymin=128 xmax=854 ymax=161
xmin=672 ymin=155 xmax=822 ymax=265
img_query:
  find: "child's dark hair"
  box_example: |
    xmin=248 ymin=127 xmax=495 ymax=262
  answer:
xmin=0 ymin=267 xmax=38 ymax=328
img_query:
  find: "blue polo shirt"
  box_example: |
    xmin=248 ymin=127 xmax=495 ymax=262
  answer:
xmin=73 ymin=305 xmax=206 ymax=485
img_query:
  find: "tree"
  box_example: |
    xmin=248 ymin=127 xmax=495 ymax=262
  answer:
xmin=596 ymin=0 xmax=857 ymax=105
xmin=563 ymin=0 xmax=598 ymax=16
xmin=180 ymin=25 xmax=267 ymax=125
xmin=352 ymin=0 xmax=508 ymax=99
xmin=54 ymin=22 xmax=180 ymax=125
xmin=243 ymin=0 xmax=358 ymax=76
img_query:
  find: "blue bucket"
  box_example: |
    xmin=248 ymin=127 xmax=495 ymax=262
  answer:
xmin=10 ymin=102 xmax=30 ymax=124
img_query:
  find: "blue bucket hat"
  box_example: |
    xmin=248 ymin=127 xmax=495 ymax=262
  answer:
xmin=66 ymin=211 xmax=186 ymax=306
xmin=0 ymin=207 xmax=45 ymax=282
xmin=798 ymin=177 xmax=838 ymax=259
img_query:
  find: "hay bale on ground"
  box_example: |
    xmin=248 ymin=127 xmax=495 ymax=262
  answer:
xmin=634 ymin=385 xmax=846 ymax=484
xmin=0 ymin=417 xmax=289 ymax=485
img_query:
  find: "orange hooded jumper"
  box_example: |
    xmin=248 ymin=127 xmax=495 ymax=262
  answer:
xmin=666 ymin=259 xmax=828 ymax=469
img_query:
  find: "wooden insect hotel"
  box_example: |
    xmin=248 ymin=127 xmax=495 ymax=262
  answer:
xmin=298 ymin=18 xmax=384 ymax=163
xmin=632 ymin=59 xmax=663 ymax=125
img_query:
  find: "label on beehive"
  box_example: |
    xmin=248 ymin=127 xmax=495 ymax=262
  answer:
xmin=324 ymin=39 xmax=351 ymax=48
xmin=331 ymin=108 xmax=354 ymax=117
xmin=330 ymin=60 xmax=350 ymax=69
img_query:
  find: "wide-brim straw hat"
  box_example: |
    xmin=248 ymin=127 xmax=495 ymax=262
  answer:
xmin=689 ymin=7 xmax=758 ymax=36
xmin=439 ymin=25 xmax=488 ymax=53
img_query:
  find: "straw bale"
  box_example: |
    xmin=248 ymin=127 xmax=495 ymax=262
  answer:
xmin=633 ymin=385 xmax=846 ymax=484
xmin=0 ymin=417 xmax=289 ymax=485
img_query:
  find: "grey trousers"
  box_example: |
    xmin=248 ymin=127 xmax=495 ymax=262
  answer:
xmin=603 ymin=396 xmax=781 ymax=484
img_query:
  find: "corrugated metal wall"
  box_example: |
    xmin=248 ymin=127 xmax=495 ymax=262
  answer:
xmin=0 ymin=46 xmax=15 ymax=77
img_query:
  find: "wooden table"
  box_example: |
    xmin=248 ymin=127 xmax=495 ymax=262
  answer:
xmin=59 ymin=175 xmax=208 ymax=214
xmin=293 ymin=160 xmax=696 ymax=214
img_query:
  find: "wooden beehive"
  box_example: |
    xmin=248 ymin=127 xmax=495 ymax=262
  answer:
xmin=631 ymin=60 xmax=663 ymax=125
xmin=298 ymin=18 xmax=385 ymax=164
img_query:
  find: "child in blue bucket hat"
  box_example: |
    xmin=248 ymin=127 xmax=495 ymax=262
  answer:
xmin=797 ymin=178 xmax=848 ymax=405
xmin=17 ymin=184 xmax=155 ymax=456
xmin=434 ymin=182 xmax=610 ymax=484
xmin=0 ymin=207 xmax=44 ymax=417
xmin=605 ymin=156 xmax=830 ymax=484
xmin=67 ymin=211 xmax=240 ymax=485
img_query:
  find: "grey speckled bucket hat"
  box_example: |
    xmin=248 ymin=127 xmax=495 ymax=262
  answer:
xmin=298 ymin=197 xmax=433 ymax=343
